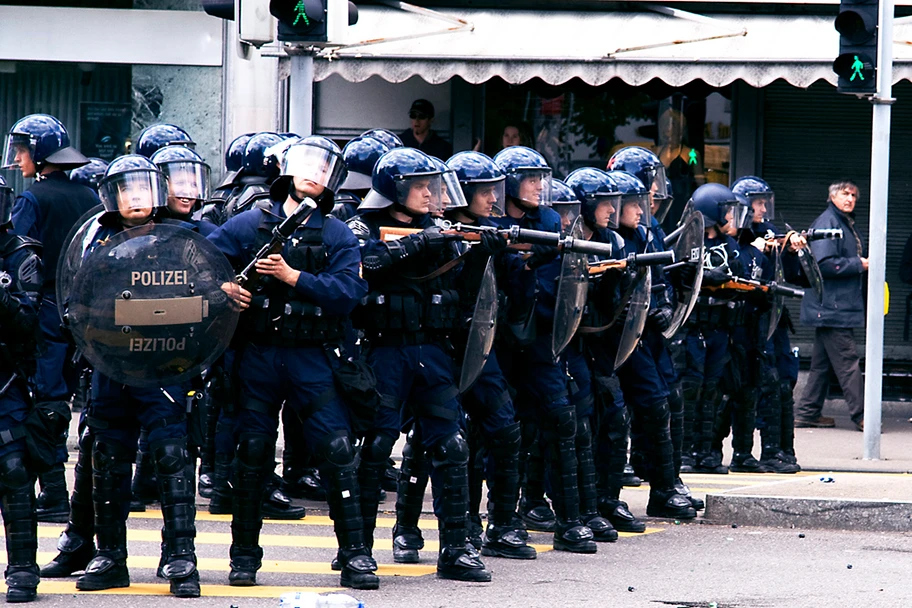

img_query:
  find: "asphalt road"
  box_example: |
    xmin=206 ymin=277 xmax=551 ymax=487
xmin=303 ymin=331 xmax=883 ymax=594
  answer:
xmin=12 ymin=503 xmax=912 ymax=608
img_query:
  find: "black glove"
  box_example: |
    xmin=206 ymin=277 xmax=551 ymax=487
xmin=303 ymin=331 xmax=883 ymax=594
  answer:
xmin=667 ymin=262 xmax=697 ymax=294
xmin=648 ymin=286 xmax=674 ymax=332
xmin=702 ymin=266 xmax=732 ymax=287
xmin=475 ymin=230 xmax=508 ymax=257
xmin=415 ymin=227 xmax=459 ymax=255
xmin=526 ymin=244 xmax=559 ymax=270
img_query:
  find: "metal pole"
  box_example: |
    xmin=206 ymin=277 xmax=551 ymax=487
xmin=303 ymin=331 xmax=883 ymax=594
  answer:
xmin=288 ymin=54 xmax=314 ymax=136
xmin=863 ymin=0 xmax=894 ymax=459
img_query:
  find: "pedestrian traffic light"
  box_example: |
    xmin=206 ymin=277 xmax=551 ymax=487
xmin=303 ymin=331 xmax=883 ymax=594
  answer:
xmin=270 ymin=0 xmax=358 ymax=45
xmin=202 ymin=0 xmax=275 ymax=49
xmin=833 ymin=0 xmax=879 ymax=95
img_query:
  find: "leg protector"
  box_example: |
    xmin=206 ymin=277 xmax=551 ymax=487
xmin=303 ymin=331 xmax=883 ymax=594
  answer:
xmin=638 ymin=400 xmax=676 ymax=493
xmin=668 ymin=382 xmax=685 ymax=474
xmin=0 ymin=452 xmax=39 ymax=603
xmin=430 ymin=433 xmax=491 ymax=582
xmin=35 ymin=461 xmax=69 ymax=524
xmin=680 ymin=375 xmax=702 ymax=469
xmin=152 ymin=439 xmax=200 ymax=598
xmin=392 ymin=427 xmax=427 ymax=564
xmin=575 ymin=416 xmax=616 ymax=543
xmin=595 ymin=406 xmax=629 ymax=502
xmin=131 ymin=430 xmax=157 ymax=509
xmin=318 ymin=434 xmax=378 ymax=591
xmin=518 ymin=420 xmax=554 ymax=532
xmin=208 ymin=452 xmax=234 ymax=515
xmin=481 ymin=423 xmax=536 ymax=559
xmin=543 ymin=407 xmax=595 ymax=554
xmin=228 ymin=433 xmax=271 ymax=587
xmin=358 ymin=432 xmax=396 ymax=551
xmin=76 ymin=439 xmax=132 ymax=591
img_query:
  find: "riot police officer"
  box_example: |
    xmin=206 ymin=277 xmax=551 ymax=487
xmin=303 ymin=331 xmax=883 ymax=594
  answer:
xmin=69 ymin=158 xmax=109 ymax=192
xmin=200 ymin=133 xmax=255 ymax=226
xmin=358 ymin=128 xmax=403 ymax=150
xmin=490 ymin=146 xmax=597 ymax=554
xmin=0 ymin=174 xmax=43 ymax=602
xmin=220 ymin=132 xmax=284 ymax=221
xmin=347 ymin=147 xmax=493 ymax=581
xmin=332 ymin=137 xmax=391 ymax=222
xmin=208 ymin=136 xmax=379 ymax=590
xmin=677 ymin=183 xmax=746 ymax=475
xmin=4 ymin=114 xmax=99 ymax=523
xmin=135 ymin=123 xmax=195 ymax=159
xmin=69 ymin=155 xmax=201 ymax=597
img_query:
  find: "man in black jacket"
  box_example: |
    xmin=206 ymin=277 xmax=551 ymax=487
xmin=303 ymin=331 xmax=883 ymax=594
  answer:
xmin=795 ymin=180 xmax=867 ymax=431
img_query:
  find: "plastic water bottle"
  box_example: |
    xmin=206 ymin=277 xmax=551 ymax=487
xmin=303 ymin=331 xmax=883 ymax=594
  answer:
xmin=279 ymin=591 xmax=365 ymax=608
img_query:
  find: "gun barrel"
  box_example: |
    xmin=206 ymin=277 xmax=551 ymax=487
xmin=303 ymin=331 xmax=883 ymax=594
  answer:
xmin=805 ymin=228 xmax=843 ymax=241
xmin=630 ymin=251 xmax=675 ymax=267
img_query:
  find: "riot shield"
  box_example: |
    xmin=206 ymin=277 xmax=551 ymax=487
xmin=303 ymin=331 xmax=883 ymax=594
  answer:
xmin=551 ymin=217 xmax=589 ymax=358
xmin=65 ymin=223 xmax=239 ymax=388
xmin=662 ymin=211 xmax=705 ymax=339
xmin=798 ymin=247 xmax=825 ymax=301
xmin=458 ymin=257 xmax=498 ymax=393
xmin=56 ymin=204 xmax=105 ymax=323
xmin=766 ymin=248 xmax=786 ymax=341
xmin=614 ymin=267 xmax=651 ymax=370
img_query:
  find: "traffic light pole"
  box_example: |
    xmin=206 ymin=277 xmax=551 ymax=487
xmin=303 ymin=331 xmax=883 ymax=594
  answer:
xmin=863 ymin=0 xmax=894 ymax=460
xmin=288 ymin=53 xmax=315 ymax=136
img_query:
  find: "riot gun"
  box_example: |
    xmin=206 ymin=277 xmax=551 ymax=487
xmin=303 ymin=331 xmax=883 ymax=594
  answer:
xmin=445 ymin=222 xmax=625 ymax=258
xmin=587 ymin=251 xmax=675 ymax=276
xmin=235 ymin=199 xmax=318 ymax=288
xmin=766 ymin=228 xmax=843 ymax=242
xmin=703 ymin=276 xmax=805 ymax=298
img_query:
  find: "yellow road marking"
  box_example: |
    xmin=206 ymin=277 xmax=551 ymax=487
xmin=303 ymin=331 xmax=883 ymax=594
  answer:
xmin=3 ymin=581 xmax=342 ymax=597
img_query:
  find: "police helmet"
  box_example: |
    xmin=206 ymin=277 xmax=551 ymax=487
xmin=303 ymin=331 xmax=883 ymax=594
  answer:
xmin=263 ymin=134 xmax=304 ymax=183
xmin=608 ymin=146 xmax=672 ymax=223
xmin=446 ymin=151 xmax=506 ymax=219
xmin=566 ymin=167 xmax=621 ymax=231
xmin=550 ymin=179 xmax=581 ymax=235
xmin=690 ymin=183 xmax=740 ymax=229
xmin=606 ymin=170 xmax=651 ymax=229
xmin=268 ymin=135 xmax=347 ymax=209
xmin=493 ymin=146 xmax=552 ymax=208
xmin=732 ymin=193 xmax=753 ymax=230
xmin=136 ymin=124 xmax=195 ymax=159
xmin=69 ymin=158 xmax=109 ymax=192
xmin=0 ymin=175 xmax=13 ymax=226
xmin=430 ymin=156 xmax=467 ymax=216
xmin=97 ymin=155 xmax=169 ymax=217
xmin=226 ymin=133 xmax=255 ymax=172
xmin=242 ymin=132 xmax=283 ymax=178
xmin=3 ymin=114 xmax=89 ymax=170
xmin=359 ymin=129 xmax=403 ymax=150
xmin=341 ymin=137 xmax=391 ymax=191
xmin=360 ymin=147 xmax=441 ymax=214
xmin=732 ymin=175 xmax=775 ymax=223
xmin=150 ymin=145 xmax=211 ymax=208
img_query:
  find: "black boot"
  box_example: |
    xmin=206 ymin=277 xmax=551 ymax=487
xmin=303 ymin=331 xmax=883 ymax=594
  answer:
xmin=282 ymin=465 xmax=326 ymax=501
xmin=35 ymin=462 xmax=69 ymax=524
xmin=729 ymin=453 xmax=767 ymax=473
xmin=208 ymin=452 xmax=233 ymax=515
xmin=758 ymin=447 xmax=800 ymax=474
xmin=693 ymin=381 xmax=728 ymax=474
xmin=262 ymin=472 xmax=306 ymax=520
xmin=320 ymin=435 xmax=379 ymax=590
xmin=680 ymin=374 xmax=701 ymax=474
xmin=597 ymin=497 xmax=646 ymax=533
xmin=198 ymin=375 xmax=223 ymax=499
xmin=432 ymin=434 xmax=491 ymax=582
xmin=0 ymin=452 xmax=39 ymax=603
xmin=228 ymin=434 xmax=271 ymax=587
xmin=668 ymin=382 xmax=685 ymax=475
xmin=674 ymin=477 xmax=704 ymax=511
xmin=153 ymin=439 xmax=200 ymax=598
xmin=392 ymin=427 xmax=428 ymax=564
xmin=76 ymin=440 xmax=131 ymax=591
xmin=575 ymin=417 xmax=616 ymax=543
xmin=482 ymin=423 xmax=536 ymax=560
xmin=42 ymin=424 xmax=96 ymax=577
xmin=728 ymin=385 xmax=765 ymax=473
xmin=646 ymin=487 xmax=697 ymax=519
xmin=545 ymin=407 xmax=596 ymax=554
xmin=358 ymin=432 xmax=396 ymax=560
xmin=595 ymin=408 xmax=645 ymax=533
xmin=518 ymin=421 xmax=555 ymax=532
xmin=466 ymin=422 xmax=485 ymax=551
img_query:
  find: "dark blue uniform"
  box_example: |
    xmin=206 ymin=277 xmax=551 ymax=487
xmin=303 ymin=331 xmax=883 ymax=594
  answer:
xmin=209 ymin=200 xmax=376 ymax=588
xmin=0 ymin=232 xmax=43 ymax=600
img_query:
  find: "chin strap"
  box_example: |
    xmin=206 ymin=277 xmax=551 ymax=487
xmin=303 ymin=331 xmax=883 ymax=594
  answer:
xmin=288 ymin=180 xmax=306 ymax=204
xmin=392 ymin=202 xmax=426 ymax=219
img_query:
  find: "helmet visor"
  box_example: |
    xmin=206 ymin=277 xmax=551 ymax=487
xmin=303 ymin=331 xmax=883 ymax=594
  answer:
xmin=592 ymin=195 xmax=622 ymax=231
xmin=394 ymin=172 xmax=443 ymax=216
xmin=732 ymin=202 xmax=752 ymax=230
xmin=747 ymin=192 xmax=775 ymax=223
xmin=2 ymin=133 xmax=33 ymax=170
xmin=282 ymin=145 xmax=347 ymax=193
xmin=99 ymin=170 xmax=168 ymax=216
xmin=619 ymin=193 xmax=651 ymax=229
xmin=554 ymin=202 xmax=581 ymax=236
xmin=511 ymin=168 xmax=552 ymax=207
xmin=717 ymin=201 xmax=739 ymax=228
xmin=464 ymin=178 xmax=506 ymax=218
xmin=436 ymin=169 xmax=468 ymax=214
xmin=161 ymin=161 xmax=211 ymax=202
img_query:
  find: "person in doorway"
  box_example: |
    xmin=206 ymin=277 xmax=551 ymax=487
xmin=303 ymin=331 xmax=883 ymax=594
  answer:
xmin=399 ymin=99 xmax=452 ymax=160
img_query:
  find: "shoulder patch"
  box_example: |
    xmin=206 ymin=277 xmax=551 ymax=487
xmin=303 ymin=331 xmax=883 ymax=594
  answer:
xmin=346 ymin=216 xmax=372 ymax=241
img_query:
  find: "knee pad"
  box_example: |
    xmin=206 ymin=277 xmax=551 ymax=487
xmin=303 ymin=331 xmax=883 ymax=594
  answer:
xmin=236 ymin=433 xmax=273 ymax=469
xmin=361 ymin=432 xmax=396 ymax=465
xmin=430 ymin=432 xmax=470 ymax=469
xmin=0 ymin=452 xmax=29 ymax=491
xmin=668 ymin=383 xmax=684 ymax=413
xmin=640 ymin=399 xmax=670 ymax=428
xmin=402 ymin=426 xmax=424 ymax=459
xmin=151 ymin=439 xmax=189 ymax=476
xmin=546 ymin=406 xmax=577 ymax=441
xmin=489 ymin=422 xmax=521 ymax=451
xmin=318 ymin=434 xmax=355 ymax=470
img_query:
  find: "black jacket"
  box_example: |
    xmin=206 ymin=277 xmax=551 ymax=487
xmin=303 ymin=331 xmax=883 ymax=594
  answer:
xmin=800 ymin=202 xmax=866 ymax=328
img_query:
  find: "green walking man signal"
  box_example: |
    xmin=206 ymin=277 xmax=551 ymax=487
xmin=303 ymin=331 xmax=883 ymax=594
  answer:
xmin=688 ymin=149 xmax=698 ymax=166
xmin=293 ymin=0 xmax=311 ymax=26
xmin=850 ymin=55 xmax=865 ymax=81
